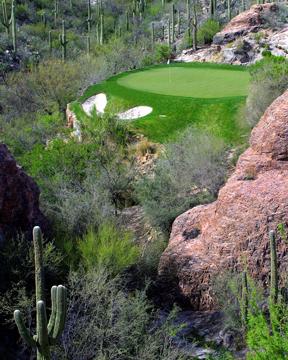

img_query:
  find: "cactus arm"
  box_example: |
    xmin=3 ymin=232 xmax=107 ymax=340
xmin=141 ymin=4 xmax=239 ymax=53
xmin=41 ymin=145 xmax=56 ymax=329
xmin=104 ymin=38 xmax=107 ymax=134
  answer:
xmin=52 ymin=285 xmax=67 ymax=340
xmin=269 ymin=230 xmax=278 ymax=304
xmin=33 ymin=226 xmax=45 ymax=305
xmin=14 ymin=310 xmax=37 ymax=348
xmin=47 ymin=286 xmax=57 ymax=336
xmin=37 ymin=301 xmax=51 ymax=360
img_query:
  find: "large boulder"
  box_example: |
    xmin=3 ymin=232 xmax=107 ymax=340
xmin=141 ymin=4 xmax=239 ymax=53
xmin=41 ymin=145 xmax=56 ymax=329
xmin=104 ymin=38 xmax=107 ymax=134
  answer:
xmin=159 ymin=91 xmax=288 ymax=310
xmin=177 ymin=3 xmax=288 ymax=65
xmin=0 ymin=144 xmax=49 ymax=244
xmin=213 ymin=3 xmax=278 ymax=45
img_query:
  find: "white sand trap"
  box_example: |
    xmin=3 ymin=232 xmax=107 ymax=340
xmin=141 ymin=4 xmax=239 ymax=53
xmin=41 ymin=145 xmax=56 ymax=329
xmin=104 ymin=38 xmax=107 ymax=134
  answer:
xmin=82 ymin=93 xmax=107 ymax=115
xmin=118 ymin=106 xmax=153 ymax=120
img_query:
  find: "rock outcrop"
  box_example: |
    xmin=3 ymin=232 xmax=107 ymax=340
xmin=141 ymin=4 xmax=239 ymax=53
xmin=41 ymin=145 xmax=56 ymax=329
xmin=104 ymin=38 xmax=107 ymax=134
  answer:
xmin=159 ymin=91 xmax=288 ymax=310
xmin=177 ymin=3 xmax=288 ymax=65
xmin=0 ymin=144 xmax=49 ymax=244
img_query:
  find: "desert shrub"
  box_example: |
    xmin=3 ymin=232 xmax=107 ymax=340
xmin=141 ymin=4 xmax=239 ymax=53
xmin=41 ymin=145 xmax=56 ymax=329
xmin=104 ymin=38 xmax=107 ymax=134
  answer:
xmin=154 ymin=43 xmax=173 ymax=63
xmin=20 ymin=139 xmax=100 ymax=193
xmin=0 ymin=57 xmax=106 ymax=121
xmin=247 ymin=301 xmax=288 ymax=360
xmin=0 ymin=112 xmax=65 ymax=157
xmin=77 ymin=223 xmax=139 ymax=275
xmin=198 ymin=19 xmax=221 ymax=45
xmin=55 ymin=269 xmax=187 ymax=360
xmin=136 ymin=127 xmax=227 ymax=233
xmin=246 ymin=55 xmax=288 ymax=126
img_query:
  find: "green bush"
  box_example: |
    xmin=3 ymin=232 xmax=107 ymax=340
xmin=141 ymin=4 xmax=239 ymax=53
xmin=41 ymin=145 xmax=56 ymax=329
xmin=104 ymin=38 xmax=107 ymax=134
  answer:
xmin=77 ymin=223 xmax=139 ymax=275
xmin=55 ymin=269 xmax=187 ymax=360
xmin=154 ymin=43 xmax=172 ymax=63
xmin=246 ymin=55 xmax=288 ymax=126
xmin=136 ymin=127 xmax=227 ymax=233
xmin=198 ymin=19 xmax=221 ymax=45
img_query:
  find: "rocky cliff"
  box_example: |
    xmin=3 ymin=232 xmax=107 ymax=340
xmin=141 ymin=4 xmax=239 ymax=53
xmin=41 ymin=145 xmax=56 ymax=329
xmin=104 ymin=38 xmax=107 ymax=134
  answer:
xmin=159 ymin=90 xmax=288 ymax=310
xmin=0 ymin=144 xmax=49 ymax=244
xmin=178 ymin=3 xmax=288 ymax=65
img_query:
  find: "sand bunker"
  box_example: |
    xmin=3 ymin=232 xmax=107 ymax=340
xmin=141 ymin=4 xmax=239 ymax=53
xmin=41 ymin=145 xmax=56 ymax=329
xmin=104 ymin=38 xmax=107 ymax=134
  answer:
xmin=82 ymin=93 xmax=107 ymax=115
xmin=118 ymin=106 xmax=153 ymax=120
xmin=82 ymin=94 xmax=152 ymax=120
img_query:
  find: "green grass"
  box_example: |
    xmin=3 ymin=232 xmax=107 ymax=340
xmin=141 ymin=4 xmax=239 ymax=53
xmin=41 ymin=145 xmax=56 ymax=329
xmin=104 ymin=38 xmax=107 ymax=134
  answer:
xmin=75 ymin=62 xmax=251 ymax=144
xmin=117 ymin=66 xmax=249 ymax=98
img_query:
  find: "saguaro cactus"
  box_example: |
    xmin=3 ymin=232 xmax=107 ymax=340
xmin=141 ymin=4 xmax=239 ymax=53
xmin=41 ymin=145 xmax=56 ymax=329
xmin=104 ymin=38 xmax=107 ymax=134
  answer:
xmin=210 ymin=0 xmax=217 ymax=19
xmin=87 ymin=0 xmax=92 ymax=33
xmin=171 ymin=3 xmax=175 ymax=43
xmin=151 ymin=22 xmax=154 ymax=48
xmin=10 ymin=0 xmax=16 ymax=52
xmin=100 ymin=13 xmax=104 ymax=45
xmin=14 ymin=227 xmax=67 ymax=360
xmin=227 ymin=0 xmax=231 ymax=21
xmin=59 ymin=20 xmax=69 ymax=61
xmin=54 ymin=0 xmax=59 ymax=27
xmin=1 ymin=0 xmax=16 ymax=51
xmin=269 ymin=230 xmax=278 ymax=304
xmin=167 ymin=18 xmax=171 ymax=46
xmin=241 ymin=271 xmax=248 ymax=326
xmin=86 ymin=34 xmax=90 ymax=55
xmin=192 ymin=3 xmax=197 ymax=51
xmin=48 ymin=30 xmax=52 ymax=56
xmin=1 ymin=0 xmax=11 ymax=33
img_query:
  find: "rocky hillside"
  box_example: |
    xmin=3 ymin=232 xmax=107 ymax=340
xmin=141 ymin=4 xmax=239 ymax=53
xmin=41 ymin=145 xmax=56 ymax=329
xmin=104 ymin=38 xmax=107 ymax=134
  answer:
xmin=177 ymin=3 xmax=288 ymax=64
xmin=159 ymin=90 xmax=288 ymax=310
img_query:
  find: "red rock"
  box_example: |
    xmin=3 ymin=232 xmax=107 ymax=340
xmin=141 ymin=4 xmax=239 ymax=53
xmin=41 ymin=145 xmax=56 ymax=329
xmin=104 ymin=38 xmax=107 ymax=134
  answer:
xmin=159 ymin=91 xmax=288 ymax=310
xmin=214 ymin=3 xmax=278 ymax=44
xmin=0 ymin=144 xmax=49 ymax=244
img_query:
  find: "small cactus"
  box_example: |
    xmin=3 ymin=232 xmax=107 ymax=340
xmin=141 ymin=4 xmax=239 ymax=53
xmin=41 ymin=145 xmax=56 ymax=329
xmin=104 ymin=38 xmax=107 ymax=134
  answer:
xmin=48 ymin=30 xmax=52 ymax=56
xmin=269 ymin=230 xmax=278 ymax=304
xmin=151 ymin=22 xmax=154 ymax=48
xmin=241 ymin=271 xmax=248 ymax=326
xmin=59 ymin=20 xmax=69 ymax=61
xmin=14 ymin=227 xmax=67 ymax=360
xmin=100 ymin=13 xmax=104 ymax=45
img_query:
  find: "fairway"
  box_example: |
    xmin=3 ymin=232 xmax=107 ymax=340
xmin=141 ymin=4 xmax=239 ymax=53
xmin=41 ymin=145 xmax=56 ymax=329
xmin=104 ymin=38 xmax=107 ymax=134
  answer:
xmin=117 ymin=66 xmax=250 ymax=98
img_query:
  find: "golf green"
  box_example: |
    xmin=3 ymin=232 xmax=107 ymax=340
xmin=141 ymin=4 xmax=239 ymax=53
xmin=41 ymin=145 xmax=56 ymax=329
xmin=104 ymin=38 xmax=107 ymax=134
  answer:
xmin=74 ymin=63 xmax=251 ymax=144
xmin=117 ymin=66 xmax=250 ymax=98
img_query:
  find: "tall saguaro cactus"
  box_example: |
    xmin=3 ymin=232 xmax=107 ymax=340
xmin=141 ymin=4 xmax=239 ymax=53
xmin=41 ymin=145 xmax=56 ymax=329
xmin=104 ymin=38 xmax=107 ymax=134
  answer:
xmin=1 ymin=0 xmax=11 ymax=33
xmin=192 ymin=2 xmax=197 ymax=51
xmin=59 ymin=20 xmax=69 ymax=61
xmin=87 ymin=0 xmax=92 ymax=33
xmin=269 ymin=230 xmax=278 ymax=304
xmin=171 ymin=3 xmax=175 ymax=43
xmin=227 ymin=0 xmax=231 ymax=21
xmin=10 ymin=0 xmax=16 ymax=52
xmin=14 ymin=227 xmax=67 ymax=360
xmin=54 ymin=0 xmax=59 ymax=27
xmin=1 ymin=0 xmax=16 ymax=52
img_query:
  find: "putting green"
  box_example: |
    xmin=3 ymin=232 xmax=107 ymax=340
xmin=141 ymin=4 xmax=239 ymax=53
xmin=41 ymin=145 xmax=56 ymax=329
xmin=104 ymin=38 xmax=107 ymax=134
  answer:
xmin=117 ymin=66 xmax=250 ymax=98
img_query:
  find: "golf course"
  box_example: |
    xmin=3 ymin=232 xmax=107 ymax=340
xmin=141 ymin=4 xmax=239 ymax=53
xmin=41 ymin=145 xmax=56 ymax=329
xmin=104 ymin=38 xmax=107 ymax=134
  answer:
xmin=74 ymin=62 xmax=250 ymax=144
